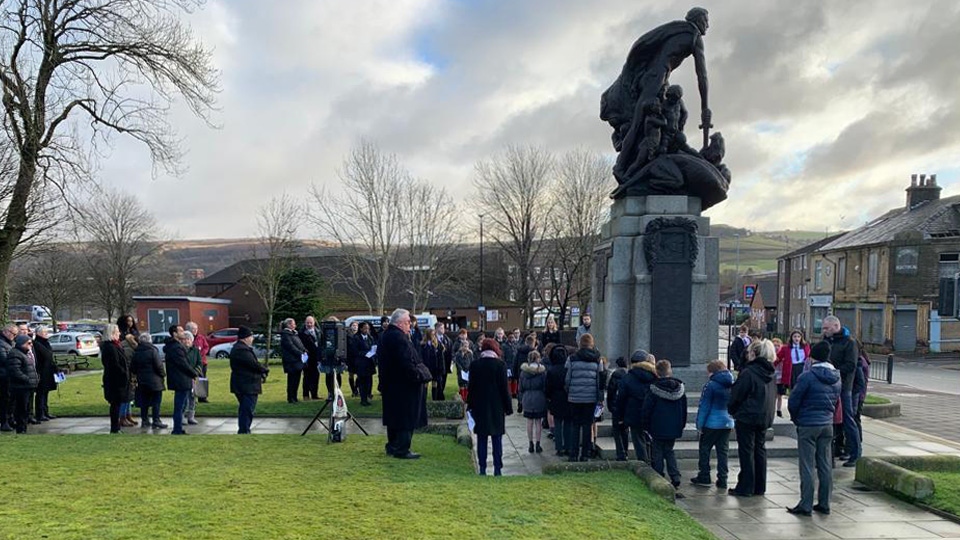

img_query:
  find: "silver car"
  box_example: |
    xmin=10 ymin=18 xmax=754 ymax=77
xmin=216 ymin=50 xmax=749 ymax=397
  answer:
xmin=48 ymin=332 xmax=100 ymax=356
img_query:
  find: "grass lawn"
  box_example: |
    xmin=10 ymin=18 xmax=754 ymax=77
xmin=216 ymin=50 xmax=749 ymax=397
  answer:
xmin=49 ymin=360 xmax=457 ymax=418
xmin=0 ymin=434 xmax=713 ymax=540
xmin=923 ymin=471 xmax=960 ymax=517
xmin=863 ymin=394 xmax=891 ymax=405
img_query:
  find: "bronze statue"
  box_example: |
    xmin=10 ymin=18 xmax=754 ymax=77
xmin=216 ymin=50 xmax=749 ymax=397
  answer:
xmin=601 ymin=7 xmax=730 ymax=210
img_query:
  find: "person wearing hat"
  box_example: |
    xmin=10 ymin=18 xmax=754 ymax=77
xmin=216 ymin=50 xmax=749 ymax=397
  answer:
xmin=786 ymin=341 xmax=841 ymax=516
xmin=230 ymin=326 xmax=269 ymax=434
xmin=6 ymin=334 xmax=38 ymax=433
xmin=614 ymin=349 xmax=658 ymax=462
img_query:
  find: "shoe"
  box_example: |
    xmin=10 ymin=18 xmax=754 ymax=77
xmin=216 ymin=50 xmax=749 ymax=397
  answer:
xmin=843 ymin=459 xmax=858 ymax=468
xmin=528 ymin=442 xmax=535 ymax=453
xmin=198 ymin=398 xmax=208 ymax=403
xmin=152 ymin=422 xmax=169 ymax=429
xmin=393 ymin=452 xmax=421 ymax=460
xmin=0 ymin=424 xmax=13 ymax=432
xmin=672 ymin=480 xmax=681 ymax=489
xmin=547 ymin=432 xmax=554 ymax=440
xmin=716 ymin=479 xmax=727 ymax=489
xmin=535 ymin=442 xmax=543 ymax=453
xmin=361 ymin=401 xmax=371 ymax=406
xmin=38 ymin=416 xmax=48 ymax=422
xmin=494 ymin=470 xmax=502 ymax=477
xmin=690 ymin=477 xmax=712 ymax=487
xmin=777 ymin=410 xmax=783 ymax=418
xmin=813 ymin=504 xmax=831 ymax=515
xmin=172 ymin=430 xmax=188 ymax=435
xmin=836 ymin=453 xmax=850 ymax=461
xmin=479 ymin=470 xmax=486 ymax=476
xmin=110 ymin=429 xmax=125 ymax=434
xmin=786 ymin=506 xmax=812 ymax=517
xmin=42 ymin=415 xmax=55 ymax=421
xmin=187 ymin=418 xmax=199 ymax=425
xmin=28 ymin=418 xmax=41 ymax=425
xmin=727 ymin=489 xmax=752 ymax=497
xmin=578 ymin=456 xmax=588 ymax=462
xmin=141 ymin=421 xmax=151 ymax=429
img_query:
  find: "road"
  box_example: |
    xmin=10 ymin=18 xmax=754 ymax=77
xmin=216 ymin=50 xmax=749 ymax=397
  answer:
xmin=888 ymin=360 xmax=960 ymax=395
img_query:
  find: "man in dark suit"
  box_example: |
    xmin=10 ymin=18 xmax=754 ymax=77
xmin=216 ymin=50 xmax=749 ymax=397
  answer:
xmin=434 ymin=322 xmax=452 ymax=401
xmin=280 ymin=318 xmax=306 ymax=403
xmin=379 ymin=309 xmax=428 ymax=459
xmin=299 ymin=316 xmax=320 ymax=400
xmin=230 ymin=326 xmax=269 ymax=434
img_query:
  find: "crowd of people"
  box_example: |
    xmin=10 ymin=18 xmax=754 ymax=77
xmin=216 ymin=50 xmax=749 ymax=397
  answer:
xmin=0 ymin=323 xmax=60 ymax=433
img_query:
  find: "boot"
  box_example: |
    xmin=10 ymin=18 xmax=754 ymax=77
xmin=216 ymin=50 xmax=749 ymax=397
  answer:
xmin=187 ymin=412 xmax=198 ymax=425
xmin=535 ymin=442 xmax=543 ymax=453
xmin=528 ymin=441 xmax=535 ymax=454
xmin=0 ymin=423 xmax=12 ymax=432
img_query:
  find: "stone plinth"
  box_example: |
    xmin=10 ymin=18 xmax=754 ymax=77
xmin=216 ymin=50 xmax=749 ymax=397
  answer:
xmin=591 ymin=195 xmax=719 ymax=388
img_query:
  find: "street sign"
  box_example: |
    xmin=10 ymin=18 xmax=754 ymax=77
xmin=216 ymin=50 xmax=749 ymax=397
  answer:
xmin=478 ymin=306 xmax=486 ymax=312
xmin=743 ymin=284 xmax=757 ymax=302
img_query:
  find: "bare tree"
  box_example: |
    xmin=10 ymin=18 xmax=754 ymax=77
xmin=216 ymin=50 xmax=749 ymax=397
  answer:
xmin=537 ymin=149 xmax=613 ymax=329
xmin=0 ymin=0 xmax=218 ymax=315
xmin=245 ymin=194 xmax=300 ymax=362
xmin=473 ymin=144 xmax=555 ymax=328
xmin=310 ymin=139 xmax=408 ymax=315
xmin=9 ymin=245 xmax=84 ymax=328
xmin=398 ymin=180 xmax=464 ymax=314
xmin=78 ymin=190 xmax=164 ymax=319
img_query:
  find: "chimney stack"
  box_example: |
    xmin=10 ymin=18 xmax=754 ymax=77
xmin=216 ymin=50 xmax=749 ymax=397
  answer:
xmin=906 ymin=172 xmax=942 ymax=209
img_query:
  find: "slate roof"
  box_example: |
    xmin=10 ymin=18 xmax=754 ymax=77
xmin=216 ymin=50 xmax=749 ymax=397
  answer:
xmin=821 ymin=195 xmax=960 ymax=251
xmin=778 ymin=232 xmax=847 ymax=260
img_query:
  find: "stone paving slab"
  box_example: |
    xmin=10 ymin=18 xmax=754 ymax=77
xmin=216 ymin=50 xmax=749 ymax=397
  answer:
xmin=14 ymin=416 xmax=387 ymax=436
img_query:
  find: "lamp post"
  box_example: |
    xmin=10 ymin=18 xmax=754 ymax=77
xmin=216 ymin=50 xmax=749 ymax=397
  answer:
xmin=479 ymin=214 xmax=485 ymax=332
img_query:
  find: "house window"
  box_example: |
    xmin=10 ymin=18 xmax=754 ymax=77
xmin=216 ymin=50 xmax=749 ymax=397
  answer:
xmin=939 ymin=253 xmax=959 ymax=317
xmin=801 ymin=255 xmax=807 ymax=270
xmin=867 ymin=251 xmax=879 ymax=289
xmin=814 ymin=261 xmax=823 ymax=290
xmin=509 ymin=289 xmax=516 ymax=302
xmin=837 ymin=257 xmax=846 ymax=290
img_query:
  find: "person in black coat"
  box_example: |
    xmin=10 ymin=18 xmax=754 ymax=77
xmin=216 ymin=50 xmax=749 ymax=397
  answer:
xmin=100 ymin=324 xmax=131 ymax=434
xmin=728 ymin=338 xmax=778 ymax=497
xmin=605 ymin=357 xmax=629 ymax=460
xmin=467 ymin=338 xmax=513 ymax=475
xmin=230 ymin=326 xmax=269 ymax=434
xmin=0 ymin=324 xmax=15 ymax=432
xmin=32 ymin=328 xmax=58 ymax=421
xmin=544 ymin=343 xmax=573 ymax=456
xmin=641 ymin=360 xmax=687 ymax=487
xmin=164 ymin=325 xmax=196 ymax=435
xmin=435 ymin=322 xmax=453 ymax=401
xmin=420 ymin=329 xmax=443 ymax=402
xmin=280 ymin=319 xmax=306 ymax=404
xmin=615 ymin=350 xmax=658 ymax=462
xmin=299 ymin=316 xmax=321 ymax=400
xmin=378 ymin=310 xmax=428 ymax=459
xmin=352 ymin=322 xmax=376 ymax=406
xmin=513 ymin=335 xmax=536 ymax=398
xmin=727 ymin=324 xmax=750 ymax=371
xmin=539 ymin=318 xmax=561 ymax=352
xmin=7 ymin=335 xmax=38 ymax=433
xmin=131 ymin=333 xmax=166 ymax=428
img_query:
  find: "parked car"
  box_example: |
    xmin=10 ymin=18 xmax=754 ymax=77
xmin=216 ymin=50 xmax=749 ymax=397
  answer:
xmin=150 ymin=332 xmax=169 ymax=360
xmin=48 ymin=332 xmax=100 ymax=357
xmin=207 ymin=327 xmax=240 ymax=347
xmin=209 ymin=333 xmax=279 ymax=359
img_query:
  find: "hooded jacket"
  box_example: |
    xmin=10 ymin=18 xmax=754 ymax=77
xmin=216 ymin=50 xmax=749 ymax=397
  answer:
xmin=696 ymin=370 xmax=735 ymax=430
xmin=641 ymin=377 xmax=687 ymax=439
xmin=545 ymin=347 xmax=571 ymax=418
xmin=6 ymin=345 xmax=38 ymax=391
xmin=518 ymin=361 xmax=547 ymax=416
xmin=131 ymin=342 xmax=166 ymax=392
xmin=564 ymin=348 xmax=603 ymax=404
xmin=280 ymin=327 xmax=306 ymax=374
xmin=825 ymin=327 xmax=858 ymax=391
xmin=614 ymin=362 xmax=658 ymax=427
xmin=788 ymin=361 xmax=841 ymax=427
xmin=728 ymin=356 xmax=777 ymax=429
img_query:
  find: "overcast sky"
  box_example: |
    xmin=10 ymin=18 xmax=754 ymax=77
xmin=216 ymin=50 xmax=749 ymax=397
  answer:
xmin=96 ymin=0 xmax=960 ymax=239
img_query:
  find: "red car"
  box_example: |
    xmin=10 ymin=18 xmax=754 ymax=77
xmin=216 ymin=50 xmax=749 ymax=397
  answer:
xmin=207 ymin=327 xmax=240 ymax=347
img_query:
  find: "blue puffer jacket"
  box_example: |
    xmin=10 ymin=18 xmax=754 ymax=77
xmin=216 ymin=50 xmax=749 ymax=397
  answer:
xmin=696 ymin=370 xmax=735 ymax=430
xmin=788 ymin=361 xmax=841 ymax=427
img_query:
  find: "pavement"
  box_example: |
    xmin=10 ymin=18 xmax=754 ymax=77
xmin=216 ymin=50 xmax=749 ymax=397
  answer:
xmin=15 ymin=415 xmax=387 ymax=435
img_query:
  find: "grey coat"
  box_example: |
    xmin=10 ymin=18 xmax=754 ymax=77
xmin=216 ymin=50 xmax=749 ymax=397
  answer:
xmin=564 ymin=348 xmax=604 ymax=404
xmin=518 ymin=362 xmax=547 ymax=416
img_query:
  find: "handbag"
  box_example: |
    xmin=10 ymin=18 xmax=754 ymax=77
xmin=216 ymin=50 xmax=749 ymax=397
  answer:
xmin=414 ymin=362 xmax=433 ymax=384
xmin=194 ymin=377 xmax=210 ymax=400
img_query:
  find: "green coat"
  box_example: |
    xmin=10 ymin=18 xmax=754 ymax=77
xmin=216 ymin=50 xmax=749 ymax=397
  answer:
xmin=186 ymin=346 xmax=203 ymax=377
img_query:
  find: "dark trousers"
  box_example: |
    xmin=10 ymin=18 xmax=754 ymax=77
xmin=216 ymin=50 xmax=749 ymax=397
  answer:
xmin=734 ymin=423 xmax=768 ymax=495
xmin=236 ymin=393 xmax=258 ymax=434
xmin=12 ymin=389 xmax=31 ymax=433
xmin=567 ymin=421 xmax=592 ymax=460
xmin=26 ymin=390 xmax=35 ymax=420
xmin=0 ymin=377 xmax=10 ymax=426
xmin=630 ymin=428 xmax=650 ymax=462
xmin=477 ymin=434 xmax=504 ymax=474
xmin=696 ymin=427 xmax=731 ymax=482
xmin=34 ymin=389 xmax=49 ymax=419
xmin=553 ymin=416 xmax=572 ymax=453
xmin=841 ymin=390 xmax=861 ymax=461
xmin=431 ymin=379 xmax=444 ymax=401
xmin=348 ymin=371 xmax=358 ymax=396
xmin=172 ymin=389 xmax=190 ymax=434
xmin=386 ymin=427 xmax=413 ymax=456
xmin=325 ymin=372 xmax=342 ymax=398
xmin=139 ymin=389 xmax=162 ymax=424
xmin=302 ymin=362 xmax=319 ymax=399
xmin=437 ymin=370 xmax=448 ymax=400
xmin=613 ymin=422 xmax=630 ymax=460
xmin=201 ymin=363 xmax=208 ymax=377
xmin=651 ymin=438 xmax=681 ymax=484
xmin=109 ymin=400 xmax=122 ymax=433
xmin=357 ymin=375 xmax=373 ymax=402
xmin=286 ymin=370 xmax=302 ymax=402
xmin=797 ymin=425 xmax=834 ymax=512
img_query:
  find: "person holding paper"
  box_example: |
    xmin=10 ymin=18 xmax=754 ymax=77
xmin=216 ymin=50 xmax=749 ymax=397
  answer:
xmin=467 ymin=339 xmax=513 ymax=476
xmin=280 ymin=318 xmax=306 ymax=404
xmin=352 ymin=322 xmax=376 ymax=406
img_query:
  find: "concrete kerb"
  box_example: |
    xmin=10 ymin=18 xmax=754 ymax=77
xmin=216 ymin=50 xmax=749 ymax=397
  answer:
xmin=862 ymin=402 xmax=901 ymax=419
xmin=855 ymin=455 xmax=960 ymax=501
xmin=542 ymin=460 xmax=677 ymax=502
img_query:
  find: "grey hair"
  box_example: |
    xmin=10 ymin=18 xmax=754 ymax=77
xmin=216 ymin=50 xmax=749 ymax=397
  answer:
xmin=185 ymin=321 xmax=198 ymax=332
xmin=104 ymin=324 xmax=120 ymax=338
xmin=282 ymin=318 xmax=295 ymax=328
xmin=390 ymin=308 xmax=410 ymax=325
xmin=138 ymin=333 xmax=152 ymax=345
xmin=181 ymin=330 xmax=194 ymax=341
xmin=4 ymin=323 xmax=18 ymax=334
xmin=823 ymin=315 xmax=840 ymax=326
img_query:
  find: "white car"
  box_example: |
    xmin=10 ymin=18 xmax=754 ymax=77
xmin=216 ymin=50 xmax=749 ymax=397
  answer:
xmin=210 ymin=334 xmax=277 ymax=359
xmin=150 ymin=332 xmax=169 ymax=359
xmin=48 ymin=332 xmax=100 ymax=356
xmin=210 ymin=341 xmax=235 ymax=359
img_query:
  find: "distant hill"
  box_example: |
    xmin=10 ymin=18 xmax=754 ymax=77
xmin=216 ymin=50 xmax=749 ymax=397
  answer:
xmin=713 ymin=225 xmax=836 ymax=273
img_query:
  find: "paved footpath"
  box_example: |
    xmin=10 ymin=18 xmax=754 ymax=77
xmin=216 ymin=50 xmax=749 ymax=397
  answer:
xmin=20 ymin=416 xmax=386 ymax=435
xmin=869 ymin=381 xmax=960 ymax=443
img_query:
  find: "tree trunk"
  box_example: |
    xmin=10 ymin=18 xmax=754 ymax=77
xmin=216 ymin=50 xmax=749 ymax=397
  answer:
xmin=0 ymin=157 xmax=39 ymax=324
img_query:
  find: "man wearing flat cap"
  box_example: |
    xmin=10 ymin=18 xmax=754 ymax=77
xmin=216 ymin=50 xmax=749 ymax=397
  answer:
xmin=230 ymin=326 xmax=269 ymax=434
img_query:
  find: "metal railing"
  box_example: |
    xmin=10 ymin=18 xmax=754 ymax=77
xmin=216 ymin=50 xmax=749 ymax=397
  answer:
xmin=868 ymin=354 xmax=894 ymax=384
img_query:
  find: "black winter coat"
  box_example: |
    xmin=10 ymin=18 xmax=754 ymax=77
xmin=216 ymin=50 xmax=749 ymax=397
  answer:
xmin=825 ymin=329 xmax=858 ymax=391
xmin=131 ymin=342 xmax=166 ymax=392
xmin=545 ymin=360 xmax=571 ymax=418
xmin=615 ymin=363 xmax=658 ymax=427
xmin=33 ymin=337 xmax=58 ymax=392
xmin=728 ymin=336 xmax=749 ymax=371
xmin=641 ymin=377 xmax=687 ymax=439
xmin=728 ymin=356 xmax=777 ymax=428
xmin=164 ymin=338 xmax=196 ymax=392
xmin=101 ymin=341 xmax=132 ymax=403
xmin=230 ymin=341 xmax=268 ymax=395
xmin=605 ymin=367 xmax=627 ymax=416
xmin=467 ymin=351 xmax=513 ymax=437
xmin=280 ymin=328 xmax=306 ymax=374
xmin=502 ymin=340 xmax=519 ymax=377
xmin=539 ymin=329 xmax=561 ymax=352
xmin=420 ymin=341 xmax=442 ymax=381
xmin=299 ymin=326 xmax=320 ymax=371
xmin=514 ymin=344 xmax=533 ymax=380
xmin=352 ymin=333 xmax=376 ymax=377
xmin=0 ymin=336 xmax=10 ymax=378
xmin=7 ymin=346 xmax=38 ymax=391
xmin=379 ymin=325 xmax=428 ymax=431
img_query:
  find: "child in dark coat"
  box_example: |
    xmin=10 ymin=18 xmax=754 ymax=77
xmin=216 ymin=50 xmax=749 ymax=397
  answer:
xmin=519 ymin=350 xmax=547 ymax=454
xmin=641 ymin=359 xmax=688 ymax=488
